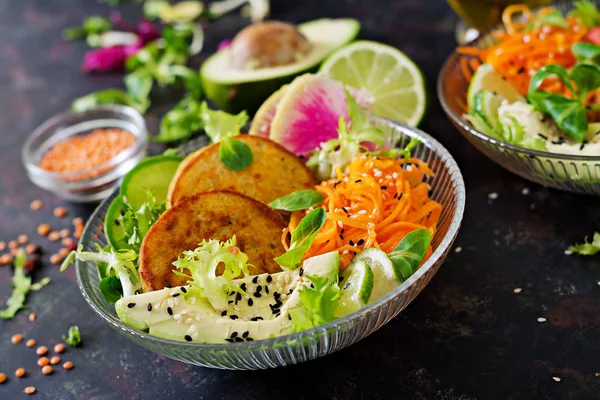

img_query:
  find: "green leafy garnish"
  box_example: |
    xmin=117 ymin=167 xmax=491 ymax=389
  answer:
xmin=63 ymin=16 xmax=112 ymax=40
xmin=268 ymin=190 xmax=325 ymax=211
xmin=527 ymin=64 xmax=600 ymax=142
xmin=219 ymin=137 xmax=253 ymax=171
xmin=289 ymin=272 xmax=340 ymax=331
xmin=572 ymin=42 xmax=600 ymax=64
xmin=569 ymin=0 xmax=600 ymax=28
xmin=0 ymin=250 xmax=31 ymax=320
xmin=201 ymin=102 xmax=249 ymax=143
xmin=274 ymin=208 xmax=327 ymax=269
xmin=526 ymin=9 xmax=569 ymax=31
xmin=568 ymin=232 xmax=600 ymax=255
xmin=71 ymin=89 xmax=147 ymax=113
xmin=98 ymin=276 xmax=124 ymax=304
xmin=30 ymin=277 xmax=51 ymax=292
xmin=62 ymin=326 xmax=82 ymax=347
xmin=154 ymin=96 xmax=204 ymax=142
xmin=388 ymin=229 xmax=431 ymax=281
xmin=172 ymin=237 xmax=249 ymax=311
xmin=117 ymin=193 xmax=166 ymax=253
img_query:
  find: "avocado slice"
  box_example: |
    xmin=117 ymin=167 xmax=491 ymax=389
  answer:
xmin=201 ymin=18 xmax=360 ymax=115
xmin=115 ymin=251 xmax=340 ymax=343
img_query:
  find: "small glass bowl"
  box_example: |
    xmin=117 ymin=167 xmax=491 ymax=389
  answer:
xmin=22 ymin=105 xmax=148 ymax=203
xmin=438 ymin=0 xmax=600 ymax=195
xmin=75 ymin=117 xmax=466 ymax=370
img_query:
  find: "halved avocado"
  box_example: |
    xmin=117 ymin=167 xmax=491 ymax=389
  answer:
xmin=201 ymin=18 xmax=360 ymax=115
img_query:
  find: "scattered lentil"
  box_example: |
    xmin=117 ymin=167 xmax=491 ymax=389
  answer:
xmin=0 ymin=241 xmax=4 ymax=251
xmin=62 ymin=237 xmax=74 ymax=248
xmin=0 ymin=373 xmax=5 ymax=383
xmin=18 ymin=235 xmax=29 ymax=245
xmin=0 ymin=254 xmax=13 ymax=265
xmin=36 ymin=346 xmax=48 ymax=356
xmin=54 ymin=207 xmax=68 ymax=218
xmin=30 ymin=200 xmax=43 ymax=210
xmin=42 ymin=365 xmax=53 ymax=375
xmin=37 ymin=357 xmax=49 ymax=367
xmin=25 ymin=244 xmax=37 ymax=255
xmin=50 ymin=356 xmax=61 ymax=365
xmin=58 ymin=248 xmax=70 ymax=257
xmin=37 ymin=224 xmax=51 ymax=236
xmin=59 ymin=229 xmax=70 ymax=238
xmin=24 ymin=386 xmax=36 ymax=395
xmin=10 ymin=247 xmax=20 ymax=256
xmin=63 ymin=361 xmax=74 ymax=370
xmin=28 ymin=313 xmax=36 ymax=322
xmin=53 ymin=343 xmax=65 ymax=353
xmin=50 ymin=254 xmax=63 ymax=265
xmin=11 ymin=334 xmax=23 ymax=344
xmin=8 ymin=240 xmax=18 ymax=249
xmin=48 ymin=231 xmax=61 ymax=242
xmin=26 ymin=339 xmax=36 ymax=348
xmin=15 ymin=368 xmax=25 ymax=378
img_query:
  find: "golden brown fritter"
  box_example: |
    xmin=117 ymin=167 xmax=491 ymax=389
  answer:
xmin=167 ymin=135 xmax=317 ymax=207
xmin=139 ymin=190 xmax=286 ymax=292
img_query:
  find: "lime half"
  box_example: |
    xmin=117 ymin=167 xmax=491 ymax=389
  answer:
xmin=319 ymin=40 xmax=426 ymax=127
xmin=335 ymin=259 xmax=374 ymax=317
xmin=467 ymin=63 xmax=523 ymax=110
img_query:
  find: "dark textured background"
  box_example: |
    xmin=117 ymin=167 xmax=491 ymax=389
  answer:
xmin=1 ymin=0 xmax=600 ymax=399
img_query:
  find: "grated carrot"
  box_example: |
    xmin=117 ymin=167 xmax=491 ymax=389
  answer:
xmin=283 ymin=155 xmax=442 ymax=269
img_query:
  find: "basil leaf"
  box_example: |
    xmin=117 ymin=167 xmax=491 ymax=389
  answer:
xmin=540 ymin=94 xmax=588 ymax=143
xmin=528 ymin=65 xmax=576 ymax=96
xmin=269 ymin=190 xmax=325 ymax=211
xmin=387 ymin=229 xmax=431 ymax=281
xmin=219 ymin=137 xmax=253 ymax=171
xmin=99 ymin=275 xmax=123 ymax=304
xmin=274 ymin=208 xmax=327 ymax=269
xmin=572 ymin=42 xmax=600 ymax=63
xmin=570 ymin=63 xmax=600 ymax=101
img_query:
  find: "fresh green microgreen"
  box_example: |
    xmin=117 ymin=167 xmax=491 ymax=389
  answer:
xmin=172 ymin=237 xmax=249 ymax=311
xmin=568 ymin=232 xmax=600 ymax=255
xmin=154 ymin=96 xmax=204 ymax=143
xmin=124 ymin=69 xmax=153 ymax=110
xmin=526 ymin=9 xmax=569 ymax=31
xmin=201 ymin=102 xmax=249 ymax=143
xmin=30 ymin=277 xmax=50 ymax=292
xmin=268 ymin=190 xmax=325 ymax=211
xmin=572 ymin=42 xmax=600 ymax=64
xmin=387 ymin=229 xmax=431 ymax=281
xmin=569 ymin=0 xmax=600 ymax=28
xmin=62 ymin=326 xmax=82 ymax=347
xmin=71 ymin=89 xmax=147 ymax=113
xmin=289 ymin=271 xmax=340 ymax=331
xmin=117 ymin=193 xmax=165 ymax=253
xmin=63 ymin=16 xmax=112 ymax=40
xmin=162 ymin=147 xmax=182 ymax=156
xmin=219 ymin=137 xmax=253 ymax=171
xmin=0 ymin=250 xmax=31 ymax=320
xmin=98 ymin=276 xmax=124 ymax=304
xmin=527 ymin=64 xmax=600 ymax=142
xmin=274 ymin=208 xmax=327 ymax=269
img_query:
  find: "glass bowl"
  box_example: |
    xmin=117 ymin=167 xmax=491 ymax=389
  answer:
xmin=22 ymin=105 xmax=148 ymax=203
xmin=75 ymin=117 xmax=466 ymax=370
xmin=438 ymin=0 xmax=600 ymax=195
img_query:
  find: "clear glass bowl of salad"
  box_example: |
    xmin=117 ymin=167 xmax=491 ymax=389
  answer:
xmin=439 ymin=0 xmax=600 ymax=194
xmin=74 ymin=118 xmax=465 ymax=370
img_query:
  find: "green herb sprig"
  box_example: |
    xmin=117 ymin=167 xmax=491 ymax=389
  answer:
xmin=274 ymin=208 xmax=327 ymax=269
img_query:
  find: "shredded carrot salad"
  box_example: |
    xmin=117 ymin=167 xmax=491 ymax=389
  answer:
xmin=282 ymin=155 xmax=442 ymax=269
xmin=458 ymin=5 xmax=588 ymax=97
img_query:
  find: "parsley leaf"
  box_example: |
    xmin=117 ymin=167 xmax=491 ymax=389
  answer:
xmin=568 ymin=232 xmax=600 ymax=255
xmin=62 ymin=326 xmax=82 ymax=347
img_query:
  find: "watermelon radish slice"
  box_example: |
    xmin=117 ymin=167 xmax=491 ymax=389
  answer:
xmin=249 ymin=84 xmax=289 ymax=137
xmin=269 ymin=74 xmax=348 ymax=155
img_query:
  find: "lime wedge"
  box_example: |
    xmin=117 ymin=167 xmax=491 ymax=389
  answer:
xmin=335 ymin=259 xmax=374 ymax=317
xmin=319 ymin=40 xmax=426 ymax=127
xmin=467 ymin=64 xmax=523 ymax=110
xmin=472 ymin=90 xmax=503 ymax=130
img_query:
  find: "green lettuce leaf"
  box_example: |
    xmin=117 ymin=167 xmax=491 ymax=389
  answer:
xmin=62 ymin=325 xmax=82 ymax=347
xmin=200 ymin=102 xmax=249 ymax=143
xmin=0 ymin=250 xmax=32 ymax=320
xmin=289 ymin=273 xmax=340 ymax=332
xmin=568 ymin=232 xmax=600 ymax=255
xmin=569 ymin=0 xmax=600 ymax=28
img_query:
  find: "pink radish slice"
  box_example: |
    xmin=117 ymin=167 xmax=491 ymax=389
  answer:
xmin=249 ymin=85 xmax=288 ymax=137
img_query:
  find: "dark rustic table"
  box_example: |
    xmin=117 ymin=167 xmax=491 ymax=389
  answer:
xmin=2 ymin=0 xmax=600 ymax=399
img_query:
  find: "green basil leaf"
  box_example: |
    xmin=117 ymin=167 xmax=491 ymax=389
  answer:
xmin=219 ymin=137 xmax=253 ymax=171
xmin=99 ymin=275 xmax=123 ymax=304
xmin=269 ymin=190 xmax=325 ymax=211
xmin=274 ymin=208 xmax=327 ymax=269
xmin=540 ymin=94 xmax=588 ymax=143
xmin=572 ymin=42 xmax=600 ymax=63
xmin=528 ymin=65 xmax=576 ymax=96
xmin=570 ymin=63 xmax=600 ymax=101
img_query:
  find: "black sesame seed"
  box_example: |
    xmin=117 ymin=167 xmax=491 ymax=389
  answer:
xmin=299 ymin=267 xmax=304 ymax=276
xmin=254 ymin=292 xmax=262 ymax=298
xmin=240 ymin=283 xmax=247 ymax=291
xmin=147 ymin=303 xmax=152 ymax=312
xmin=172 ymin=293 xmax=180 ymax=297
xmin=114 ymin=219 xmax=120 ymax=226
xmin=288 ymin=314 xmax=292 ymax=320
xmin=120 ymin=209 xmax=125 ymax=216
xmin=256 ymin=285 xmax=262 ymax=293
xmin=342 ymin=208 xmax=348 ymax=214
xmin=398 ymin=193 xmax=403 ymax=200
xmin=242 ymin=331 xmax=249 ymax=338
xmin=184 ymin=335 xmax=192 ymax=342
xmin=357 ymin=238 xmax=365 ymax=246
xmin=127 ymin=303 xmax=135 ymax=308
xmin=180 ymin=287 xmax=187 ymax=293
xmin=235 ymin=337 xmax=244 ymax=342
xmin=164 ymin=285 xmax=171 ymax=289
xmin=275 ymin=313 xmax=281 ymax=318
xmin=235 ymin=292 xmax=242 ymax=304
xmin=580 ymin=142 xmax=586 ymax=151
xmin=264 ymin=285 xmax=269 ymax=294
xmin=393 ymin=193 xmax=398 ymax=199
xmin=228 ymin=300 xmax=234 ymax=304
xmin=221 ymin=310 xmax=227 ymax=317
xmin=344 ymin=283 xmax=351 ymax=289
xmin=310 ymin=283 xmax=315 ymax=289
xmin=266 ymin=275 xmax=272 ymax=283
xmin=340 ymin=228 xmax=345 ymax=234
xmin=538 ymin=133 xmax=548 ymax=140
xmin=339 ymin=276 xmax=344 ymax=283
xmin=355 ymin=179 xmax=362 ymax=183
xmin=248 ymin=298 xmax=254 ymax=307
xmin=225 ymin=338 xmax=234 ymax=343
xmin=349 ymin=240 xmax=355 ymax=246
xmin=340 ymin=235 xmax=345 ymax=240
xmin=246 ymin=337 xmax=254 ymax=341
xmin=288 ymin=289 xmax=293 ymax=295
xmin=252 ymin=276 xmax=259 ymax=284
xmin=273 ymin=292 xmax=280 ymax=300
xmin=251 ymin=317 xmax=263 ymax=321
xmin=380 ymin=186 xmax=387 ymax=190
xmin=167 ymin=307 xmax=173 ymax=315
xmin=230 ymin=331 xmax=238 ymax=338
xmin=230 ymin=315 xmax=238 ymax=320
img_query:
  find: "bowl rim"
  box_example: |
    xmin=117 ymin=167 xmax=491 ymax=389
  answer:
xmin=21 ymin=105 xmax=148 ymax=181
xmin=75 ymin=117 xmax=466 ymax=351
xmin=437 ymin=0 xmax=600 ymax=162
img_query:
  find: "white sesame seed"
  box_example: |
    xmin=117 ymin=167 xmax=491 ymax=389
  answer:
xmin=537 ymin=317 xmax=547 ymax=323
xmin=190 ymin=297 xmax=196 ymax=304
xmin=385 ymin=175 xmax=392 ymax=179
xmin=174 ymin=313 xmax=182 ymax=321
xmin=552 ymin=377 xmax=561 ymax=382
xmin=406 ymin=165 xmax=413 ymax=171
xmin=513 ymin=288 xmax=522 ymax=293
xmin=392 ymin=172 xmax=398 ymax=179
xmin=454 ymin=246 xmax=462 ymax=253
xmin=597 ymin=282 xmax=600 ymax=286
xmin=374 ymin=169 xmax=382 ymax=177
xmin=184 ymin=318 xmax=193 ymax=325
xmin=357 ymin=210 xmax=367 ymax=215
xmin=343 ymin=250 xmax=349 ymax=255
xmin=522 ymin=187 xmax=530 ymax=195
xmin=337 ymin=221 xmax=343 ymax=227
xmin=488 ymin=192 xmax=499 ymax=200
xmin=564 ymin=249 xmax=573 ymax=255
xmin=168 ymin=299 xmax=174 ymax=308
xmin=389 ymin=182 xmax=395 ymax=187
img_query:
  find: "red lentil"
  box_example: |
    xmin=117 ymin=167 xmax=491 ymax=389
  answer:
xmin=72 ymin=217 xmax=83 ymax=226
xmin=50 ymin=254 xmax=63 ymax=265
xmin=36 ymin=346 xmax=48 ymax=356
xmin=11 ymin=334 xmax=23 ymax=344
xmin=37 ymin=357 xmax=49 ymax=367
xmin=62 ymin=361 xmax=74 ymax=370
xmin=53 ymin=343 xmax=65 ymax=353
xmin=42 ymin=365 xmax=53 ymax=375
xmin=0 ymin=241 xmax=5 ymax=251
xmin=15 ymin=368 xmax=25 ymax=378
xmin=59 ymin=248 xmax=70 ymax=257
xmin=25 ymin=244 xmax=37 ymax=255
xmin=30 ymin=199 xmax=43 ymax=210
xmin=25 ymin=339 xmax=36 ymax=348
xmin=8 ymin=240 xmax=18 ymax=249
xmin=18 ymin=234 xmax=29 ymax=244
xmin=50 ymin=356 xmax=61 ymax=365
xmin=59 ymin=229 xmax=70 ymax=238
xmin=54 ymin=207 xmax=68 ymax=218
xmin=10 ymin=247 xmax=20 ymax=256
xmin=0 ymin=373 xmax=6 ymax=384
xmin=48 ymin=231 xmax=61 ymax=242
xmin=62 ymin=237 xmax=74 ymax=248
xmin=24 ymin=386 xmax=35 ymax=395
xmin=28 ymin=312 xmax=36 ymax=322
xmin=37 ymin=224 xmax=51 ymax=236
xmin=0 ymin=254 xmax=13 ymax=265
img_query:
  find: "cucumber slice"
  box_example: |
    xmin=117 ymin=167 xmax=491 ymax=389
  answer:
xmin=105 ymin=195 xmax=128 ymax=251
xmin=472 ymin=90 xmax=503 ymax=131
xmin=120 ymin=155 xmax=183 ymax=210
xmin=334 ymin=259 xmax=374 ymax=317
xmin=354 ymin=248 xmax=401 ymax=302
xmin=467 ymin=63 xmax=523 ymax=110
